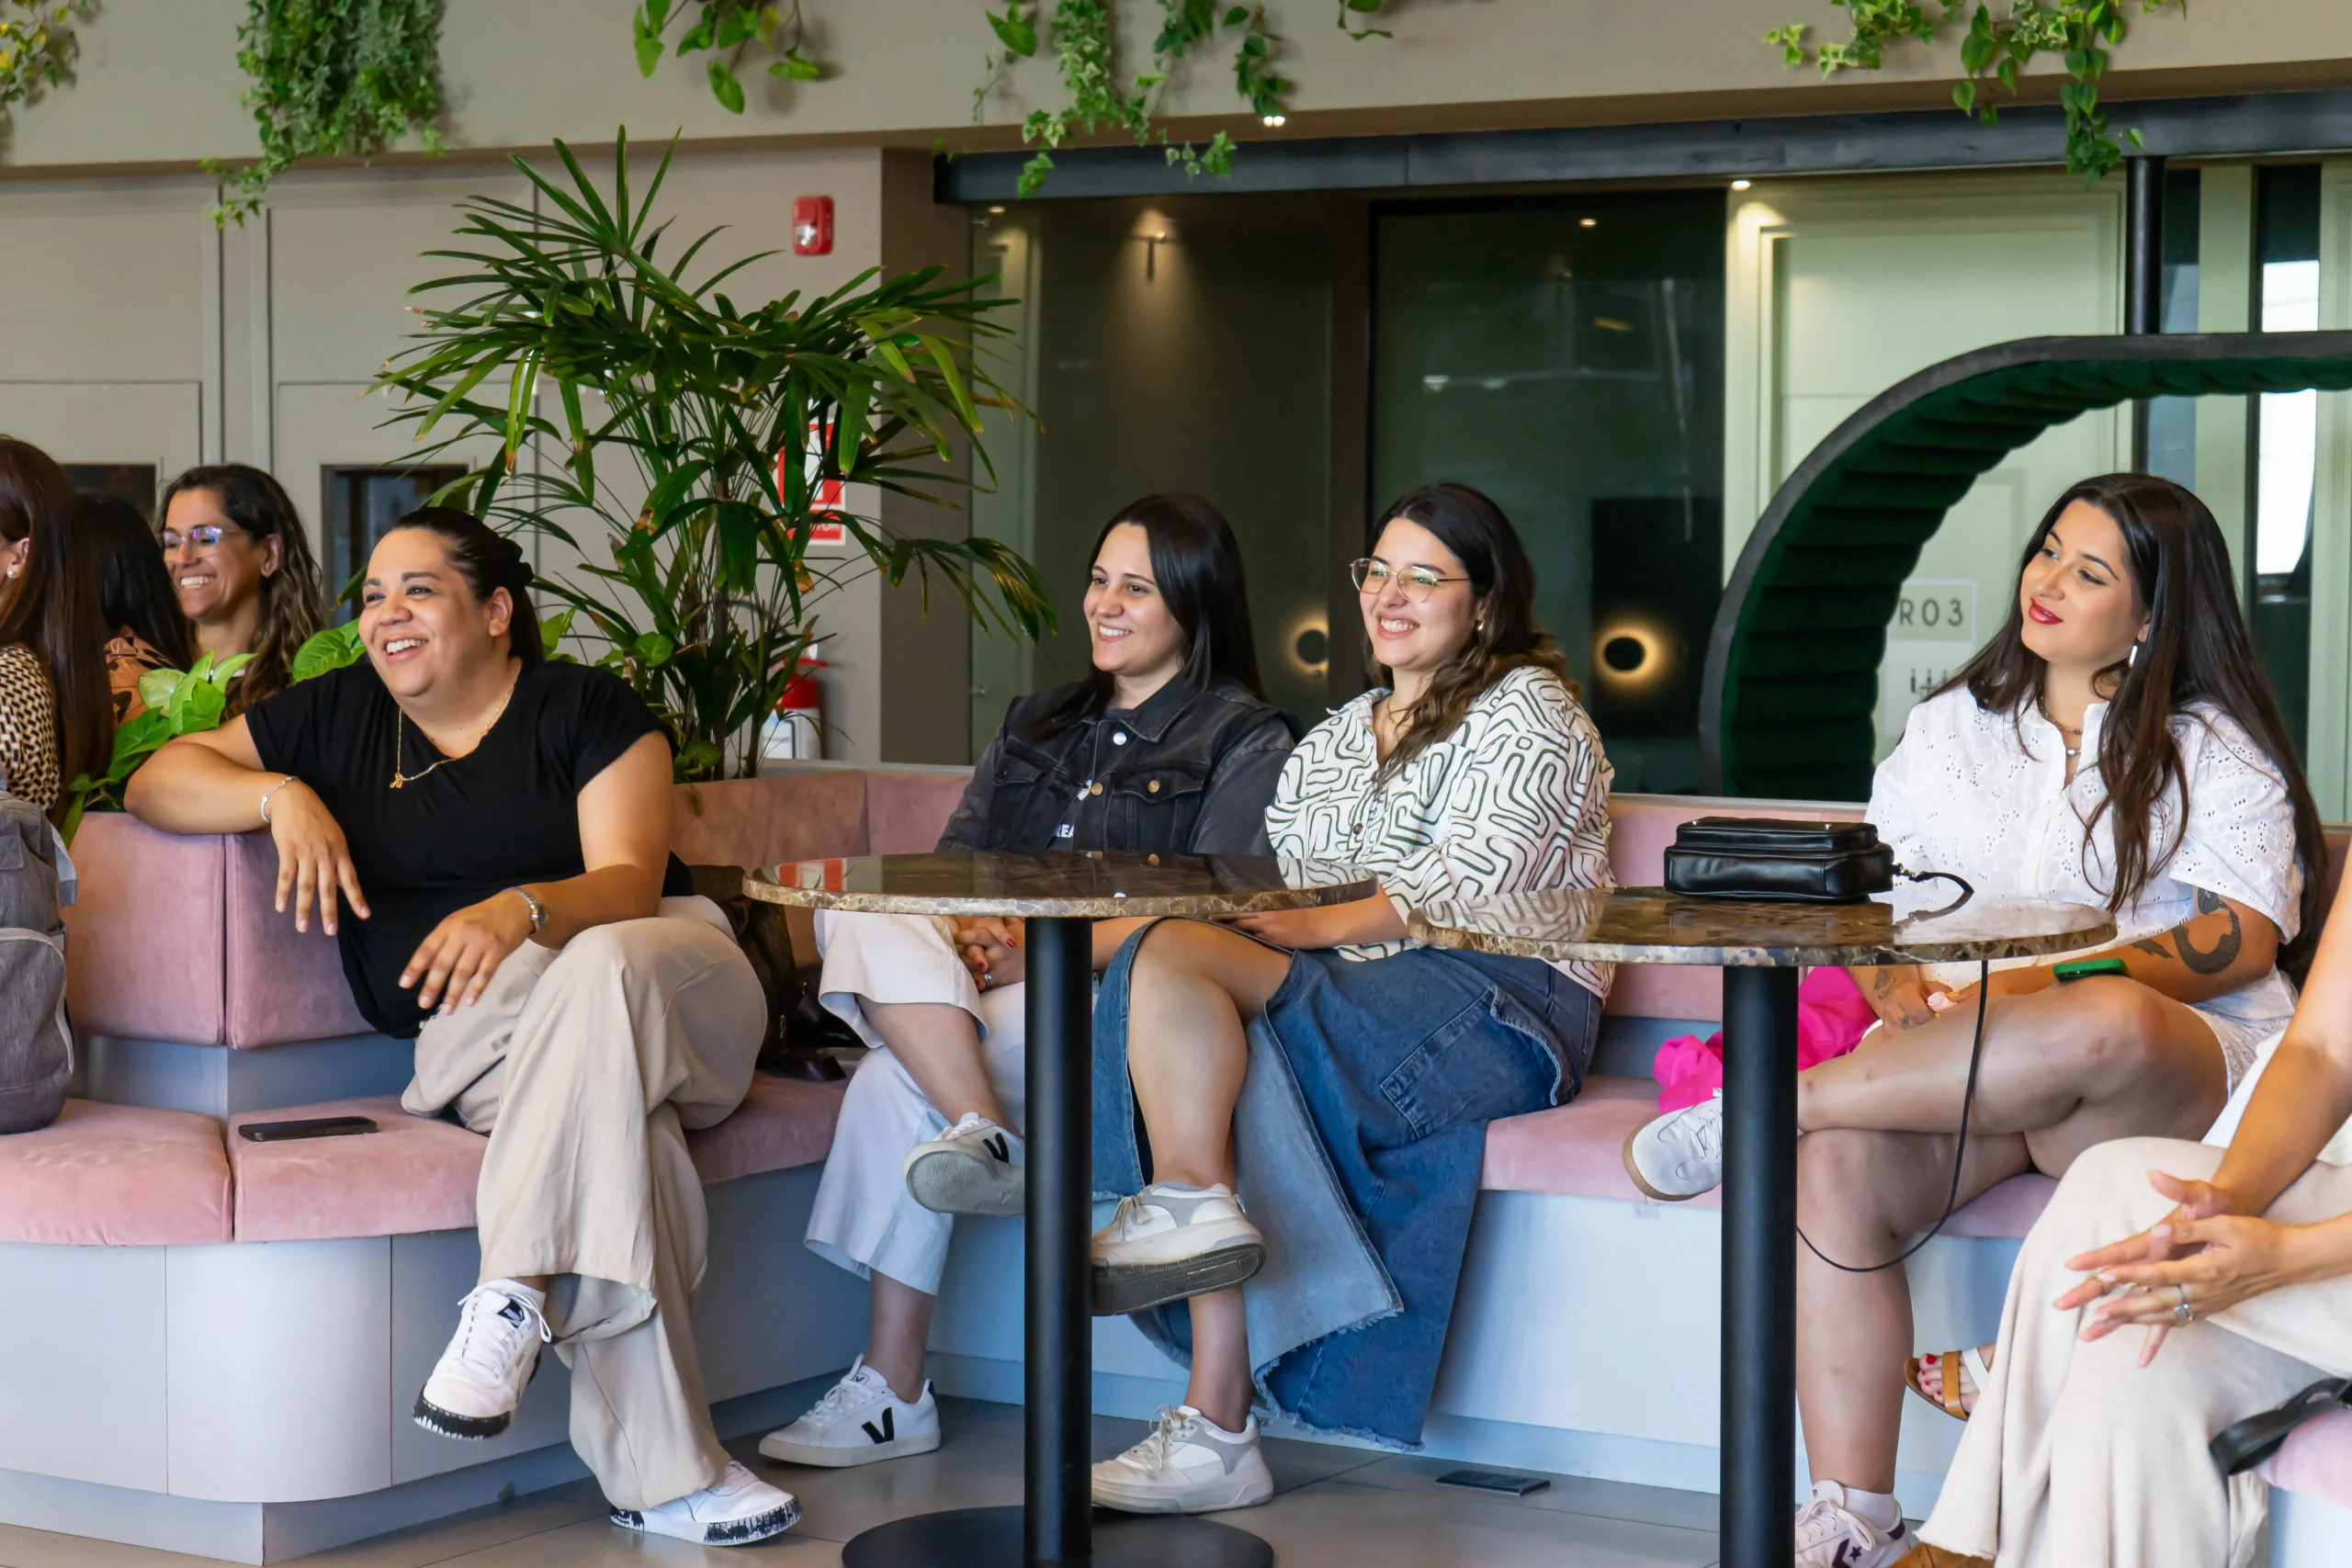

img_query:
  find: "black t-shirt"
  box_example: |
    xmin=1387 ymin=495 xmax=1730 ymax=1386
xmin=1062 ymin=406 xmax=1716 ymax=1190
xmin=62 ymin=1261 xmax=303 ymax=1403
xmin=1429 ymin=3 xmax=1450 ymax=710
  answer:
xmin=246 ymin=659 xmax=691 ymax=1039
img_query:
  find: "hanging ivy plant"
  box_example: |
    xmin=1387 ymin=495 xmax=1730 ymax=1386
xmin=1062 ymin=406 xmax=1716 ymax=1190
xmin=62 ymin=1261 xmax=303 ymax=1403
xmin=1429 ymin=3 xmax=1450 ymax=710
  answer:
xmin=633 ymin=0 xmax=820 ymax=113
xmin=977 ymin=0 xmax=1391 ymax=197
xmin=1766 ymin=1 xmax=2186 ymax=184
xmin=0 ymin=1 xmax=90 ymax=118
xmin=208 ymin=0 xmax=445 ymax=226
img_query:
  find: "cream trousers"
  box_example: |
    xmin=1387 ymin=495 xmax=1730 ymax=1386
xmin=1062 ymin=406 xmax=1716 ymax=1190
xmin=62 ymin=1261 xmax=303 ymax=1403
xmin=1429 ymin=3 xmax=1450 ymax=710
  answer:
xmin=1921 ymin=1135 xmax=2352 ymax=1568
xmin=402 ymin=897 xmax=764 ymax=1512
xmin=802 ymin=909 xmax=1026 ymax=1296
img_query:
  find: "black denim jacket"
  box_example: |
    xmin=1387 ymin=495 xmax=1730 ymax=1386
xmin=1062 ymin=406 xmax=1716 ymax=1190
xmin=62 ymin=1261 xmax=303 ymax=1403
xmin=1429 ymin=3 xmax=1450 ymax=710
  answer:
xmin=939 ymin=677 xmax=1295 ymax=856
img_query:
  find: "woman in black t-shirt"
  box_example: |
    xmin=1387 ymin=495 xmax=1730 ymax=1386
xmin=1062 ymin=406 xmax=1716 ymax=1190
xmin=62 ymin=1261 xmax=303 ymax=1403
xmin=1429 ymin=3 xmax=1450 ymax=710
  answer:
xmin=127 ymin=509 xmax=799 ymax=1548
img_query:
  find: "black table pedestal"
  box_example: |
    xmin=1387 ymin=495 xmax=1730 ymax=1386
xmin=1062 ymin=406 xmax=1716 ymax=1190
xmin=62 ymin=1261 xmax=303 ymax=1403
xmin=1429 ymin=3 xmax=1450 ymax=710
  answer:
xmin=841 ymin=916 xmax=1272 ymax=1568
xmin=1719 ymin=965 xmax=1801 ymax=1568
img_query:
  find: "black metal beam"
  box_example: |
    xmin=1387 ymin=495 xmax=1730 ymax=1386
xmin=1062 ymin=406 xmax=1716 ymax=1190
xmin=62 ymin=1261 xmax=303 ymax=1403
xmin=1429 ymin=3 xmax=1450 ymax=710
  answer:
xmin=937 ymin=87 xmax=2352 ymax=204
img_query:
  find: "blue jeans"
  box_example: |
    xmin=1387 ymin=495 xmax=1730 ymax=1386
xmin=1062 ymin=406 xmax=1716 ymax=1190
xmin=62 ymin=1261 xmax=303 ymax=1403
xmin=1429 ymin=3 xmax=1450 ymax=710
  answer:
xmin=1092 ymin=921 xmax=1600 ymax=1447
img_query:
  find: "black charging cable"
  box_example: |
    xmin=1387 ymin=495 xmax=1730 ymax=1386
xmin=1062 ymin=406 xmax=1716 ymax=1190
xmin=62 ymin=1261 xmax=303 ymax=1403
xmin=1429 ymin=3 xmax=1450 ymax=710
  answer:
xmin=1795 ymin=952 xmax=1992 ymax=1275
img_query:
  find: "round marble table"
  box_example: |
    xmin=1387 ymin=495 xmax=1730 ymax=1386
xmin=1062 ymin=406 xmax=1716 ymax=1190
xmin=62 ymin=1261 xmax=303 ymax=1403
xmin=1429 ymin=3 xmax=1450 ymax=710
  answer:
xmin=1408 ymin=887 xmax=2115 ymax=1568
xmin=748 ymin=852 xmax=1378 ymax=1568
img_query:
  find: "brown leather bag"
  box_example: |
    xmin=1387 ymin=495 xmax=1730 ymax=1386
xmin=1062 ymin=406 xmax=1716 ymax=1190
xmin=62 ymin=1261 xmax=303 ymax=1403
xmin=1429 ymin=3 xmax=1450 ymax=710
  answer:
xmin=686 ymin=865 xmax=851 ymax=1080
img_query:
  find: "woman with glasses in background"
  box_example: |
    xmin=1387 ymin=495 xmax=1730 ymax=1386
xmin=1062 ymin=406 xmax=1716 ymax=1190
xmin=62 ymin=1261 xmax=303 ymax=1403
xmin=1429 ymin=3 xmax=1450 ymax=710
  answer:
xmin=1077 ymin=483 xmax=1614 ymax=1515
xmin=158 ymin=465 xmax=327 ymax=712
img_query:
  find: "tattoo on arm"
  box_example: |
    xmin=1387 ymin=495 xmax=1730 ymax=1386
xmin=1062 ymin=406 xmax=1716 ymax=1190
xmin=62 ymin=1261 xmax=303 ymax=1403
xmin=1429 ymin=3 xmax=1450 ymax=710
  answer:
xmin=2173 ymin=890 xmax=2245 ymax=976
xmin=1871 ymin=967 xmax=1897 ymax=998
xmin=2131 ymin=936 xmax=2174 ymax=961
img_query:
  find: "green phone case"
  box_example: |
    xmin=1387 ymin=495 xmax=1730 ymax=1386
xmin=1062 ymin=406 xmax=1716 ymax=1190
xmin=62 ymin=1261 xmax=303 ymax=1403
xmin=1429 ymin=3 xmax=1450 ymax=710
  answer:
xmin=2052 ymin=956 xmax=2129 ymax=982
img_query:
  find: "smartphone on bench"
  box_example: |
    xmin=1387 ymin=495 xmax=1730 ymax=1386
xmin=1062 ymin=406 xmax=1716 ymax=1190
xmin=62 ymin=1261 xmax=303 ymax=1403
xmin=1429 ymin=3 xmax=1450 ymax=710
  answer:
xmin=239 ymin=1115 xmax=379 ymax=1143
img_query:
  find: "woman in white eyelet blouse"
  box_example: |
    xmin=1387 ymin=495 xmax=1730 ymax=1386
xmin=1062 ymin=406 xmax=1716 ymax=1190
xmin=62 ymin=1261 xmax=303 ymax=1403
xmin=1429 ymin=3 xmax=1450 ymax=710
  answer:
xmin=1623 ymin=474 xmax=2329 ymax=1568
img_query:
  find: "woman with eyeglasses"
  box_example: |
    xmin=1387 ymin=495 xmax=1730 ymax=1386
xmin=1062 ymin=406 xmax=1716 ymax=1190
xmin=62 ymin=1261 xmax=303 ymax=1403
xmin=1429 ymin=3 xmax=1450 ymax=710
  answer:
xmin=1071 ymin=483 xmax=1614 ymax=1514
xmin=158 ymin=465 xmax=327 ymax=712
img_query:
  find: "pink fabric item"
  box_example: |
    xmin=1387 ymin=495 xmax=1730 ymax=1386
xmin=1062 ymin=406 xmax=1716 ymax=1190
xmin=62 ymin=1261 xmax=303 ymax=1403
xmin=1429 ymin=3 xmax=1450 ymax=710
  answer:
xmin=229 ymin=1095 xmax=484 ymax=1243
xmin=2262 ymin=1407 xmax=2352 ymax=1506
xmin=0 ymin=1099 xmax=231 ymax=1246
xmin=225 ymin=831 xmax=372 ymax=1047
xmin=1478 ymin=1075 xmax=2057 ymax=1238
xmin=63 ymin=814 xmax=228 ymax=1045
xmin=684 ymin=1073 xmax=846 ymax=1187
xmin=864 ymin=770 xmax=970 ymax=854
xmin=1653 ymin=966 xmax=1878 ymax=1111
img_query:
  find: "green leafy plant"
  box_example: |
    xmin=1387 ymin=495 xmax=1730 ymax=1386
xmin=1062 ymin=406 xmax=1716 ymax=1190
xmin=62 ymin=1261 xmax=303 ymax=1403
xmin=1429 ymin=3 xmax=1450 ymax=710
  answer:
xmin=373 ymin=131 xmax=1054 ymax=783
xmin=209 ymin=0 xmax=445 ymax=226
xmin=634 ymin=0 xmax=820 ymax=113
xmin=1766 ymin=1 xmax=2185 ymax=183
xmin=0 ymin=1 xmax=90 ymax=118
xmin=62 ymin=653 xmax=252 ymax=842
xmin=978 ymin=0 xmax=1389 ymax=197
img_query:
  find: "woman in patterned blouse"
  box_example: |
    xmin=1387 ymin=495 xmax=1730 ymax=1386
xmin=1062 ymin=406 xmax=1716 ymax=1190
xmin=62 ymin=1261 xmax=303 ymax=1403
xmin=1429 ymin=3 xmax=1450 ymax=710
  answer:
xmin=0 ymin=438 xmax=115 ymax=818
xmin=74 ymin=491 xmax=193 ymax=725
xmin=1025 ymin=481 xmax=1616 ymax=1511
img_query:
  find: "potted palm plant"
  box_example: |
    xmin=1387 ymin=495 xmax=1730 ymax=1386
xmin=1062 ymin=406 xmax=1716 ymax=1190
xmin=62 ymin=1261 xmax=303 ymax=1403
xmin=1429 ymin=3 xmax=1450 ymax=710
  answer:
xmin=371 ymin=130 xmax=1052 ymax=779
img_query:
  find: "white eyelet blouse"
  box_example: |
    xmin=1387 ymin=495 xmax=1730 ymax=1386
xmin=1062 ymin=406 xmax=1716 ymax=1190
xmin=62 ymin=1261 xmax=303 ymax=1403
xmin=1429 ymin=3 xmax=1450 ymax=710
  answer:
xmin=1263 ymin=664 xmax=1616 ymax=998
xmin=1868 ymin=686 xmax=2305 ymax=1088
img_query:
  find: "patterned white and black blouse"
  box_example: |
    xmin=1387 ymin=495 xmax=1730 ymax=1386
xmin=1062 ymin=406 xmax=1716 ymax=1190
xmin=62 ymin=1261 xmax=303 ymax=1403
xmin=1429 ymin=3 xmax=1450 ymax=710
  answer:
xmin=1265 ymin=663 xmax=1615 ymax=998
xmin=0 ymin=643 xmax=61 ymax=812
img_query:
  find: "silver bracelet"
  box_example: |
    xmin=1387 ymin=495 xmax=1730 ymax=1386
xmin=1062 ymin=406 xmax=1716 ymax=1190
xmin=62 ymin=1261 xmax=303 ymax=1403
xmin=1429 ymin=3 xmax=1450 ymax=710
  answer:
xmin=508 ymin=886 xmax=548 ymax=935
xmin=257 ymin=774 xmax=297 ymax=825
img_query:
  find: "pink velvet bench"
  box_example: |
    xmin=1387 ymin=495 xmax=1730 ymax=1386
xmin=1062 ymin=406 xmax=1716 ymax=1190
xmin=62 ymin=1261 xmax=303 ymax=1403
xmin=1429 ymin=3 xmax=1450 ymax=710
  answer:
xmin=0 ymin=1098 xmax=231 ymax=1247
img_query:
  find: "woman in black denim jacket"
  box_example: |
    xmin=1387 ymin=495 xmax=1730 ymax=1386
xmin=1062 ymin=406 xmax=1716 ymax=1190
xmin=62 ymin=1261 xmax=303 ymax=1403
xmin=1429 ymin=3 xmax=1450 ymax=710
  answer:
xmin=762 ymin=494 xmax=1295 ymax=1471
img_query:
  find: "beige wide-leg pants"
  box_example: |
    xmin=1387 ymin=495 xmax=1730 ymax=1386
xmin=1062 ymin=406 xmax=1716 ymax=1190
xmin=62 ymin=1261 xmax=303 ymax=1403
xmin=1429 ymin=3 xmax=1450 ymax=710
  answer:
xmin=401 ymin=897 xmax=764 ymax=1512
xmin=1921 ymin=1135 xmax=2352 ymax=1568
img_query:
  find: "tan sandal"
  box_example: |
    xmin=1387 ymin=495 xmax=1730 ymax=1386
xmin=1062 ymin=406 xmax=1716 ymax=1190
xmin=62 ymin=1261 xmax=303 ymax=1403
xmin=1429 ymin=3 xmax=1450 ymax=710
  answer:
xmin=1904 ymin=1346 xmax=1989 ymax=1421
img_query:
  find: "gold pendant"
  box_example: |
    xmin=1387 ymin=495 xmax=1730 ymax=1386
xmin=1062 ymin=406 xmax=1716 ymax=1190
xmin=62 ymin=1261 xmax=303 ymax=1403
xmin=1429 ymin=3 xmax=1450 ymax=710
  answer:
xmin=390 ymin=774 xmax=405 ymax=789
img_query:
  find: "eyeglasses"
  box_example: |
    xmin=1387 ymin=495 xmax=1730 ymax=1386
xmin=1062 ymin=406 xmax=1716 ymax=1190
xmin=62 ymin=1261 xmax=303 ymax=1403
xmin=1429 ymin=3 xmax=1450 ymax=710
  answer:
xmin=1351 ymin=558 xmax=1469 ymax=602
xmin=158 ymin=525 xmax=243 ymax=552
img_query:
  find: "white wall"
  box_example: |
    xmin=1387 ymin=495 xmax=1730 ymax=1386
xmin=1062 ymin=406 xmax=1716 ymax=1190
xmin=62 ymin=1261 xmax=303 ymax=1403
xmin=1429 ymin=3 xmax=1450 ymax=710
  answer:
xmin=1726 ymin=171 xmax=2131 ymax=761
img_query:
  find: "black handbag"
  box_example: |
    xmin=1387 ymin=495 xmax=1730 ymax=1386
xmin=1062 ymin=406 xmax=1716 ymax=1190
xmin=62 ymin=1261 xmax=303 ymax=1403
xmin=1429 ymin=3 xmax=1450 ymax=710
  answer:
xmin=2211 ymin=1378 xmax=2352 ymax=1477
xmin=1664 ymin=817 xmax=1897 ymax=903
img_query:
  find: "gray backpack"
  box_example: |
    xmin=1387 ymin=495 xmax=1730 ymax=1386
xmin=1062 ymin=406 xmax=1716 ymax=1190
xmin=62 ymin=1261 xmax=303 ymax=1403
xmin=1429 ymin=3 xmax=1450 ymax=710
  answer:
xmin=0 ymin=794 xmax=71 ymax=1134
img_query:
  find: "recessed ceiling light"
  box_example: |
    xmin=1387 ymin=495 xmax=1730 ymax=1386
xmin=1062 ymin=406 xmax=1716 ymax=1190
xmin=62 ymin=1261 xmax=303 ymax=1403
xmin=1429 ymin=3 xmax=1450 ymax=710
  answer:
xmin=1731 ymin=178 xmax=1752 ymax=191
xmin=1262 ymin=114 xmax=1285 ymax=128
xmin=988 ymin=205 xmax=1007 ymax=214
xmin=1578 ymin=217 xmax=1598 ymax=228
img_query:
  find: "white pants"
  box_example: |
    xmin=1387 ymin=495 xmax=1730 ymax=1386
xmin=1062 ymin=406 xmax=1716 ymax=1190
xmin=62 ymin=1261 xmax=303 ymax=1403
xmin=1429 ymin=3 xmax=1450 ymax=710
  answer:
xmin=803 ymin=909 xmax=1026 ymax=1296
xmin=1921 ymin=1135 xmax=2352 ymax=1568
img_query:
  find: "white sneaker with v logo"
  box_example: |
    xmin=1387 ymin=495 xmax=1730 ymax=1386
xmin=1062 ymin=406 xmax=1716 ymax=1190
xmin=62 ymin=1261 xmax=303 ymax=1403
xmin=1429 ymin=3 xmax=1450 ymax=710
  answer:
xmin=904 ymin=1112 xmax=1025 ymax=1216
xmin=758 ymin=1357 xmax=942 ymax=1468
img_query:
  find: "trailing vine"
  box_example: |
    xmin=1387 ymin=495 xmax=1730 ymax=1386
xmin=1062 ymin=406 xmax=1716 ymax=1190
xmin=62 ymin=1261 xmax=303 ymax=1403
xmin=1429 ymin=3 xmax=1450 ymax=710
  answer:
xmin=209 ymin=0 xmax=445 ymax=225
xmin=0 ymin=0 xmax=89 ymax=126
xmin=1766 ymin=1 xmax=2186 ymax=183
xmin=633 ymin=1 xmax=820 ymax=114
xmin=978 ymin=0 xmax=1391 ymax=197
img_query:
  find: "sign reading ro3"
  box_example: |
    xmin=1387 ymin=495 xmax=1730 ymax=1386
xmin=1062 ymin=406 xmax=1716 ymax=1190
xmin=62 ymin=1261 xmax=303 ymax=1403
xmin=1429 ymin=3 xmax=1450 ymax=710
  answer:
xmin=1878 ymin=579 xmax=1978 ymax=743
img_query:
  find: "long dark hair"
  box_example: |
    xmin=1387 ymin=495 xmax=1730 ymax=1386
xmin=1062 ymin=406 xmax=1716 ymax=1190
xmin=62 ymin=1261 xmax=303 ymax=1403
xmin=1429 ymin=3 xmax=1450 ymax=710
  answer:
xmin=1025 ymin=492 xmax=1263 ymax=739
xmin=1941 ymin=473 xmax=2326 ymax=972
xmin=1368 ymin=482 xmax=1576 ymax=780
xmin=0 ymin=437 xmax=115 ymax=798
xmin=383 ymin=507 xmax=542 ymax=666
xmin=74 ymin=491 xmax=194 ymax=670
xmin=157 ymin=464 xmax=326 ymax=708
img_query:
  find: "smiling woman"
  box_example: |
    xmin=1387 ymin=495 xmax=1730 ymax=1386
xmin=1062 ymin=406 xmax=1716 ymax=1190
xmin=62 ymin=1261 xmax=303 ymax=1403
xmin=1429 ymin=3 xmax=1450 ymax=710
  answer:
xmin=156 ymin=465 xmax=327 ymax=714
xmin=119 ymin=504 xmax=804 ymax=1545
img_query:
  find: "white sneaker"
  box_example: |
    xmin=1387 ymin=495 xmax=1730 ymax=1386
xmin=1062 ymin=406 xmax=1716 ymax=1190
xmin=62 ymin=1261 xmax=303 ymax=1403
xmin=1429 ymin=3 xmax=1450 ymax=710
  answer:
xmin=1792 ymin=1481 xmax=1911 ymax=1568
xmin=611 ymin=1461 xmax=799 ymax=1545
xmin=413 ymin=1280 xmax=550 ymax=1439
xmin=904 ymin=1112 xmax=1025 ymax=1217
xmin=1090 ymin=1181 xmax=1265 ymax=1316
xmin=1091 ymin=1404 xmax=1274 ymax=1515
xmin=758 ymin=1356 xmax=942 ymax=1467
xmin=1623 ymin=1089 xmax=1727 ymax=1201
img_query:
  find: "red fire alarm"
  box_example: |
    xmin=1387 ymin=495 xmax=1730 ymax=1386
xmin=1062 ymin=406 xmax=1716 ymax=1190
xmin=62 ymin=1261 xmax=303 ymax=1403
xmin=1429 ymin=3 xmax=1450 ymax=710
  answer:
xmin=792 ymin=196 xmax=833 ymax=255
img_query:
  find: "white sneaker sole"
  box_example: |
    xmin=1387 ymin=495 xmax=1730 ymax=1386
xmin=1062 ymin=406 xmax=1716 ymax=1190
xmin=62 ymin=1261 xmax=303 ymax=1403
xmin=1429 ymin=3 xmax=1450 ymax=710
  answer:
xmin=609 ymin=1495 xmax=800 ymax=1545
xmin=1091 ymin=1216 xmax=1266 ymax=1316
xmin=903 ymin=1143 xmax=1024 ymax=1217
xmin=757 ymin=1426 xmax=942 ymax=1468
xmin=1620 ymin=1122 xmax=1715 ymax=1202
xmin=1091 ymin=1466 xmax=1274 ymax=1515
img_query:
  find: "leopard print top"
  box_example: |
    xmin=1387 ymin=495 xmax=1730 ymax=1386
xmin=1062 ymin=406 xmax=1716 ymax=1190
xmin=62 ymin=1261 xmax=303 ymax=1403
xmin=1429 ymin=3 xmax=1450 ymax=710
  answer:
xmin=0 ymin=643 xmax=62 ymax=811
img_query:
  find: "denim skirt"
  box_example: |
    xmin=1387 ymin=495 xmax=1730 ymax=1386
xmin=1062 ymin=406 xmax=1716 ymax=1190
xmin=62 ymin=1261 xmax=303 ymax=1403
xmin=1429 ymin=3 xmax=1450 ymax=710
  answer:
xmin=1092 ymin=920 xmax=1601 ymax=1448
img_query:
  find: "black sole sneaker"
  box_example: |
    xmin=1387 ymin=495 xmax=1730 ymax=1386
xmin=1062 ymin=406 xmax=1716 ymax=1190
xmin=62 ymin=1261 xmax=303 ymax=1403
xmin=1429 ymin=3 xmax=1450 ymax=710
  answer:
xmin=413 ymin=1397 xmax=512 ymax=1440
xmin=610 ymin=1495 xmax=801 ymax=1545
xmin=1091 ymin=1240 xmax=1265 ymax=1317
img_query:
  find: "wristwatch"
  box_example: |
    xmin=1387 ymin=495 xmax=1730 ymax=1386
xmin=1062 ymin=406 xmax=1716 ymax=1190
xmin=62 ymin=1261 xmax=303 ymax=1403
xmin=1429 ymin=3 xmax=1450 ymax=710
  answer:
xmin=508 ymin=886 xmax=548 ymax=936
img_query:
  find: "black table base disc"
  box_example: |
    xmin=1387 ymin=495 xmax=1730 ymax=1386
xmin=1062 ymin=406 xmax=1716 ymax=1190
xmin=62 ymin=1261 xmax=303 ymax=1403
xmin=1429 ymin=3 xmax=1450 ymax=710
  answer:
xmin=841 ymin=1506 xmax=1275 ymax=1568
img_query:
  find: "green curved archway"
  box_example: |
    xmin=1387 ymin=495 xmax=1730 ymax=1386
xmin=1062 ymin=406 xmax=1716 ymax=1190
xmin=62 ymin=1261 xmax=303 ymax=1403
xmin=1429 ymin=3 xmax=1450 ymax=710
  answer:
xmin=1700 ymin=332 xmax=2352 ymax=800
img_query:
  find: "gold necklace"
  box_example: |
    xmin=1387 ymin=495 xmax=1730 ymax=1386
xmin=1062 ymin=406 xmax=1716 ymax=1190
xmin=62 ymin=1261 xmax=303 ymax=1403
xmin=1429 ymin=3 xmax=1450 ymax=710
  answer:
xmin=390 ymin=677 xmax=518 ymax=790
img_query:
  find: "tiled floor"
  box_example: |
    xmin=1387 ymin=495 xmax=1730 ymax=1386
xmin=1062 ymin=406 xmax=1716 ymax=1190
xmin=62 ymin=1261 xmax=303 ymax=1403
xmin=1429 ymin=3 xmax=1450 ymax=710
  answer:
xmin=0 ymin=1400 xmax=1720 ymax=1568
